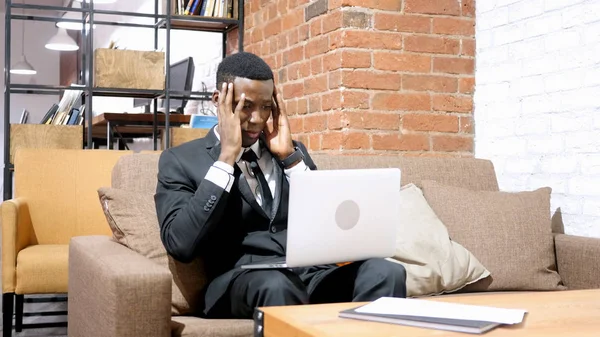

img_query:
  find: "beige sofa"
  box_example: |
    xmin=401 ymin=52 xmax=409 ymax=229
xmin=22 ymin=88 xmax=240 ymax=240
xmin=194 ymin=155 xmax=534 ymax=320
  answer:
xmin=67 ymin=152 xmax=600 ymax=337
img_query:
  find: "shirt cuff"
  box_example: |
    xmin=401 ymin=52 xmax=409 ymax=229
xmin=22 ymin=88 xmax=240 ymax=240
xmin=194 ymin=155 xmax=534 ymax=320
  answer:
xmin=284 ymin=159 xmax=310 ymax=180
xmin=205 ymin=161 xmax=235 ymax=192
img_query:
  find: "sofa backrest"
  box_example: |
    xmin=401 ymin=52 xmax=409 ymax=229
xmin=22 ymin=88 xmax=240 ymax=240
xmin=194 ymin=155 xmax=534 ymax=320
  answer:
xmin=111 ymin=152 xmax=499 ymax=195
xmin=13 ymin=148 xmax=133 ymax=244
xmin=310 ymin=155 xmax=499 ymax=191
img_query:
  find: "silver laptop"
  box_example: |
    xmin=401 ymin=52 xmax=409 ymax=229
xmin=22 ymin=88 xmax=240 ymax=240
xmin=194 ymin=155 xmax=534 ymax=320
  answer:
xmin=241 ymin=168 xmax=401 ymax=269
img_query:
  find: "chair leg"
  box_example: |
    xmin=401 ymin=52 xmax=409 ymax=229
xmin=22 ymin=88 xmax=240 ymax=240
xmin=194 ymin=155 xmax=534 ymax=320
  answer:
xmin=2 ymin=293 xmax=14 ymax=337
xmin=14 ymin=294 xmax=24 ymax=332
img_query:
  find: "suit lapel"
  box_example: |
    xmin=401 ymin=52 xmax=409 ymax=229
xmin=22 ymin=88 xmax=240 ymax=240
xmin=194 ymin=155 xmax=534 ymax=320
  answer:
xmin=269 ymin=156 xmax=283 ymax=220
xmin=235 ymin=165 xmax=270 ymax=219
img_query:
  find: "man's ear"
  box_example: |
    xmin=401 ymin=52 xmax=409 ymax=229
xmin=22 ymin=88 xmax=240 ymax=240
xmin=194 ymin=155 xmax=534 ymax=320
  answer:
xmin=212 ymin=90 xmax=219 ymax=106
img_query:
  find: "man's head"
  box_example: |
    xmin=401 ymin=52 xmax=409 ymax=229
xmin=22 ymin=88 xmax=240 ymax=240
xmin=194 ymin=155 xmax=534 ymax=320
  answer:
xmin=213 ymin=52 xmax=275 ymax=147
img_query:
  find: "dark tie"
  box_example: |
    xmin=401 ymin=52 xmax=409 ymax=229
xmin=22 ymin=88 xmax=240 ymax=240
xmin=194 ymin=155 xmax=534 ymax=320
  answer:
xmin=241 ymin=150 xmax=273 ymax=216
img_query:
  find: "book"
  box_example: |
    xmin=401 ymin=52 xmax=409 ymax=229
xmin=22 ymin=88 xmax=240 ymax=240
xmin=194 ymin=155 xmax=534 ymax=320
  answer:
xmin=339 ymin=297 xmax=527 ymax=334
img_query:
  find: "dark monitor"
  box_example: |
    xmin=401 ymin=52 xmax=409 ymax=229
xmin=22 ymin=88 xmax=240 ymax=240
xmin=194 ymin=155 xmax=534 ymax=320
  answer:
xmin=133 ymin=56 xmax=195 ymax=113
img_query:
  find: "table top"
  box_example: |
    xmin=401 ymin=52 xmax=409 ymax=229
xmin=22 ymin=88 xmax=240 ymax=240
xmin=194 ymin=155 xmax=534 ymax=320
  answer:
xmin=258 ymin=289 xmax=600 ymax=337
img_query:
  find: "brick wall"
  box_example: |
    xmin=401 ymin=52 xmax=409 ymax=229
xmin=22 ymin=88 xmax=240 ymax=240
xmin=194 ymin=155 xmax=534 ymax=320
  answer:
xmin=474 ymin=0 xmax=600 ymax=237
xmin=242 ymin=0 xmax=476 ymax=156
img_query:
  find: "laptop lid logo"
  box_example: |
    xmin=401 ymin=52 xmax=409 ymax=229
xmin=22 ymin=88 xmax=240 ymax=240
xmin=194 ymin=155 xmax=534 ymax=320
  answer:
xmin=335 ymin=200 xmax=360 ymax=230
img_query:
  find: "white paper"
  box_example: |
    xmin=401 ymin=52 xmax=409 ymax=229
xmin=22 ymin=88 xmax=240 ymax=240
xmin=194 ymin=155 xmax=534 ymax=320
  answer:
xmin=355 ymin=297 xmax=527 ymax=325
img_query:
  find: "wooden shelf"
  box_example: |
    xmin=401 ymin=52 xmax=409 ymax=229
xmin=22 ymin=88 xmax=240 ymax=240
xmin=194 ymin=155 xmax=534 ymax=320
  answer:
xmin=159 ymin=16 xmax=239 ymax=31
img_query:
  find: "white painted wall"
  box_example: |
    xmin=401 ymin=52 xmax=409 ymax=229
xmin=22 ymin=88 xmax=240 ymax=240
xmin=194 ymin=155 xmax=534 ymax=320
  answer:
xmin=0 ymin=13 xmax=62 ymax=197
xmin=474 ymin=0 xmax=600 ymax=237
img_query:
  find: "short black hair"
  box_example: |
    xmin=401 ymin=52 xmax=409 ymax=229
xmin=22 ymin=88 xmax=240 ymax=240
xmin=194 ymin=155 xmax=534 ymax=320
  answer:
xmin=215 ymin=52 xmax=274 ymax=88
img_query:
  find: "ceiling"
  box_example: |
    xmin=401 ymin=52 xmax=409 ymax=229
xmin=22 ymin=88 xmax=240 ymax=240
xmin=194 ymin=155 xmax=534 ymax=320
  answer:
xmin=0 ymin=0 xmax=67 ymax=13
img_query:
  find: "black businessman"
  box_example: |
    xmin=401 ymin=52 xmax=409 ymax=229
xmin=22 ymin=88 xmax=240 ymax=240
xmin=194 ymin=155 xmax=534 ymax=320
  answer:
xmin=154 ymin=52 xmax=407 ymax=319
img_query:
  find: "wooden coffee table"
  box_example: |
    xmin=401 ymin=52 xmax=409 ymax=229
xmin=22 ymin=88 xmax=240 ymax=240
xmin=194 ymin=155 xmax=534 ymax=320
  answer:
xmin=254 ymin=289 xmax=600 ymax=336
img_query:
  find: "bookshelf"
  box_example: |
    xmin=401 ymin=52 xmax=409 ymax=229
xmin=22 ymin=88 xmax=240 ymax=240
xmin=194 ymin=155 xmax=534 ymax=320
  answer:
xmin=3 ymin=0 xmax=244 ymax=200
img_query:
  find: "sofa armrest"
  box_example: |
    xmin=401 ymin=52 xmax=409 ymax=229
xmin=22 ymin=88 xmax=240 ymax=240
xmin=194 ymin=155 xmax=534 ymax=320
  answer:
xmin=555 ymin=234 xmax=600 ymax=290
xmin=1 ymin=198 xmax=34 ymax=293
xmin=68 ymin=236 xmax=172 ymax=337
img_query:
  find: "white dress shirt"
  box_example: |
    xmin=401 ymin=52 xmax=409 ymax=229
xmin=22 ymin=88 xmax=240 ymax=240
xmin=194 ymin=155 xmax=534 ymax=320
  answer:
xmin=204 ymin=127 xmax=310 ymax=206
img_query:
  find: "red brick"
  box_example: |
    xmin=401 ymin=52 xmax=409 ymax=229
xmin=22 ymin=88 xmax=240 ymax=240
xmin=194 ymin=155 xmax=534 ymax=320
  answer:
xmin=343 ymin=132 xmax=370 ymax=149
xmin=405 ymin=35 xmax=460 ymax=55
xmin=296 ymin=134 xmax=309 ymax=147
xmin=461 ymin=39 xmax=475 ymax=56
xmin=373 ymin=52 xmax=431 ymax=73
xmin=323 ymin=50 xmax=342 ymax=71
xmin=342 ymin=90 xmax=370 ymax=109
xmin=285 ymin=99 xmax=297 ymax=115
xmin=282 ymin=82 xmax=304 ymax=99
xmin=462 ymin=0 xmax=475 ymax=17
xmin=299 ymin=24 xmax=310 ymax=42
xmin=402 ymin=74 xmax=458 ymax=93
xmin=342 ymin=70 xmax=401 ymax=90
xmin=264 ymin=18 xmax=282 ymax=39
xmin=322 ymin=131 xmax=344 ymax=150
xmin=310 ymin=17 xmax=322 ymax=37
xmin=432 ymin=17 xmax=475 ymax=36
xmin=329 ymin=69 xmax=343 ymax=89
xmin=327 ymin=110 xmax=348 ymax=130
xmin=297 ymin=98 xmax=308 ymax=115
xmin=322 ymin=10 xmax=343 ymax=34
xmin=460 ymin=116 xmax=474 ymax=133
xmin=343 ymin=31 xmax=402 ymax=50
xmin=308 ymin=95 xmax=322 ymax=113
xmin=405 ymin=0 xmax=461 ymax=16
xmin=458 ymin=77 xmax=475 ymax=94
xmin=282 ymin=10 xmax=303 ymax=31
xmin=372 ymin=92 xmax=431 ymax=111
xmin=304 ymin=75 xmax=328 ymax=95
xmin=341 ymin=50 xmax=371 ymax=68
xmin=372 ymin=133 xmax=429 ymax=151
xmin=346 ymin=111 xmax=399 ymax=130
xmin=329 ymin=30 xmax=344 ymax=50
xmin=433 ymin=56 xmax=474 ymax=74
xmin=251 ymin=27 xmax=263 ymax=44
xmin=403 ymin=114 xmax=459 ymax=132
xmin=374 ymin=13 xmax=430 ymax=33
xmin=340 ymin=0 xmax=402 ymax=10
xmin=304 ymin=114 xmax=328 ymax=132
xmin=288 ymin=29 xmax=299 ymax=46
xmin=308 ymin=133 xmax=322 ymax=151
xmin=306 ymin=36 xmax=329 ymax=58
xmin=311 ymin=56 xmax=323 ymax=75
xmin=283 ymin=45 xmax=304 ymax=65
xmin=322 ymin=90 xmax=342 ymax=110
xmin=432 ymin=135 xmax=473 ymax=152
xmin=288 ymin=116 xmax=304 ymax=134
xmin=432 ymin=94 xmax=473 ymax=113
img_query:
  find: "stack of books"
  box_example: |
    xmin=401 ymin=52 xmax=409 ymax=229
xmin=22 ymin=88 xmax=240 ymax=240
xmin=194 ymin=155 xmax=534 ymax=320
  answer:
xmin=339 ymin=297 xmax=527 ymax=334
xmin=175 ymin=0 xmax=238 ymax=19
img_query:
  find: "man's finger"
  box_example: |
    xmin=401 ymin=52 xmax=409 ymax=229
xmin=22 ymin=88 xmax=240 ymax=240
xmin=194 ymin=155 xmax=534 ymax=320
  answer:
xmin=274 ymin=86 xmax=286 ymax=116
xmin=217 ymin=82 xmax=226 ymax=119
xmin=233 ymin=92 xmax=246 ymax=120
xmin=224 ymin=82 xmax=234 ymax=116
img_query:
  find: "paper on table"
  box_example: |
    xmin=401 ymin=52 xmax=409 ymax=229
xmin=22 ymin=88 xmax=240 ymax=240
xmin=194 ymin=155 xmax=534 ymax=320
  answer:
xmin=355 ymin=297 xmax=527 ymax=325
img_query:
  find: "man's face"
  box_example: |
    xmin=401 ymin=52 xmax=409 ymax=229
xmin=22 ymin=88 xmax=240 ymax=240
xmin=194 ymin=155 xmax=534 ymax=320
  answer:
xmin=215 ymin=77 xmax=274 ymax=147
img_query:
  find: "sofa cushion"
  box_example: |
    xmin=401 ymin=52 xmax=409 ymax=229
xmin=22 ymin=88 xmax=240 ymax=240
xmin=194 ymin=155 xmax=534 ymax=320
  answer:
xmin=111 ymin=153 xmax=161 ymax=194
xmin=421 ymin=181 xmax=565 ymax=291
xmin=98 ymin=187 xmax=206 ymax=316
xmin=171 ymin=316 xmax=253 ymax=337
xmin=16 ymin=244 xmax=68 ymax=293
xmin=387 ymin=184 xmax=490 ymax=297
xmin=310 ymin=155 xmax=500 ymax=191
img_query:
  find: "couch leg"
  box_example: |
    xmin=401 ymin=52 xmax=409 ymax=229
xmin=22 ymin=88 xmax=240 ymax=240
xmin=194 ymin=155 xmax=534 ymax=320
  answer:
xmin=14 ymin=294 xmax=24 ymax=332
xmin=2 ymin=293 xmax=14 ymax=337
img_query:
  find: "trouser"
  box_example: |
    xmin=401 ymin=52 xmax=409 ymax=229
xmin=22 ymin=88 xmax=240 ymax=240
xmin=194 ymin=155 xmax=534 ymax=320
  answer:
xmin=220 ymin=258 xmax=407 ymax=319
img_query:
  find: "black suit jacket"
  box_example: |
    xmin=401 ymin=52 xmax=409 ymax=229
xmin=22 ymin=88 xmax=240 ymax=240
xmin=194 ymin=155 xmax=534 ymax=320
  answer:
xmin=154 ymin=127 xmax=317 ymax=315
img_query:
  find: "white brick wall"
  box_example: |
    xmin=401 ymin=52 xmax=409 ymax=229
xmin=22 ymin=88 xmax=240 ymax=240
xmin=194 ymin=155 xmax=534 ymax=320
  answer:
xmin=475 ymin=0 xmax=600 ymax=238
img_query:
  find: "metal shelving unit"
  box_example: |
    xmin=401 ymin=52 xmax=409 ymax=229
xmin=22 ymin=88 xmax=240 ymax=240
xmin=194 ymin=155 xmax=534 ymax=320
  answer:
xmin=3 ymin=0 xmax=244 ymax=200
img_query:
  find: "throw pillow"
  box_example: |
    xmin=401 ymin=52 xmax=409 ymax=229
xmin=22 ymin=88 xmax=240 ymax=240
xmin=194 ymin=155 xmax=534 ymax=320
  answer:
xmin=387 ymin=183 xmax=491 ymax=297
xmin=98 ymin=187 xmax=206 ymax=316
xmin=421 ymin=180 xmax=565 ymax=291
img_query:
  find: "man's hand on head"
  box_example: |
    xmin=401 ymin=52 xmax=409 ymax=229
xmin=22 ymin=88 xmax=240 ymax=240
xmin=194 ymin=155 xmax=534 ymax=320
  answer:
xmin=217 ymin=82 xmax=246 ymax=166
xmin=263 ymin=85 xmax=295 ymax=161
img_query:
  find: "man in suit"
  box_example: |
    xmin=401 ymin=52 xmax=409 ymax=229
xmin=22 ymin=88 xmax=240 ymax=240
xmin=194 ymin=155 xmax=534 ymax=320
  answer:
xmin=155 ymin=52 xmax=407 ymax=319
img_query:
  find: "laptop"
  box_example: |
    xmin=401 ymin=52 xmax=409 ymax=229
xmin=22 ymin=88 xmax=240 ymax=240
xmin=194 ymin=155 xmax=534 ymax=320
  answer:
xmin=241 ymin=168 xmax=401 ymax=269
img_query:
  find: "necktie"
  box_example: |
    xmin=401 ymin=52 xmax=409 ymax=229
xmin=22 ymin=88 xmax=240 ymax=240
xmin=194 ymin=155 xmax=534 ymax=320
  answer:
xmin=241 ymin=150 xmax=273 ymax=216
